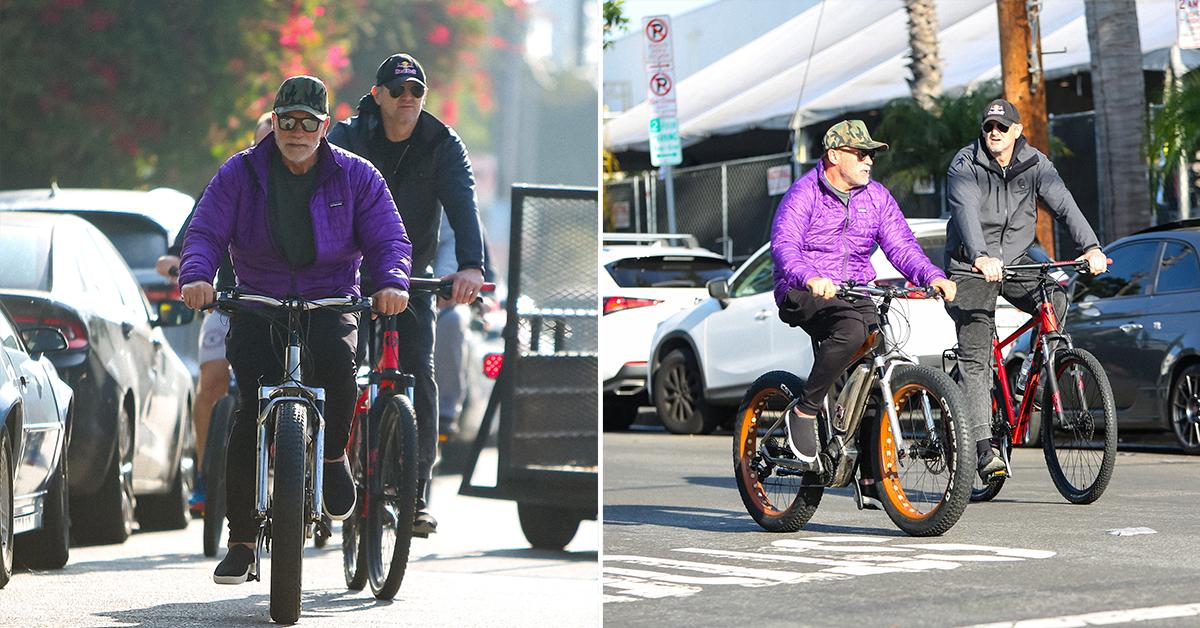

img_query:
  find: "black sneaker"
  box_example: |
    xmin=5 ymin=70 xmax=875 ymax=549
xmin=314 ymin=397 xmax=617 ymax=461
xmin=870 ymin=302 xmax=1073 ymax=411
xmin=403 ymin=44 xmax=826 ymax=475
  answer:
xmin=785 ymin=407 xmax=819 ymax=463
xmin=977 ymin=451 xmax=1009 ymax=483
xmin=322 ymin=457 xmax=356 ymax=521
xmin=213 ymin=545 xmax=256 ymax=585
xmin=413 ymin=479 xmax=437 ymax=537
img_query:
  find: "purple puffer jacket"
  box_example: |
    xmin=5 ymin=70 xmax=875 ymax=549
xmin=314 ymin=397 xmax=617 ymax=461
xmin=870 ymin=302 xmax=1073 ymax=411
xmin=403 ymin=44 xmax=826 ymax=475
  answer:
xmin=179 ymin=133 xmax=412 ymax=299
xmin=771 ymin=160 xmax=945 ymax=307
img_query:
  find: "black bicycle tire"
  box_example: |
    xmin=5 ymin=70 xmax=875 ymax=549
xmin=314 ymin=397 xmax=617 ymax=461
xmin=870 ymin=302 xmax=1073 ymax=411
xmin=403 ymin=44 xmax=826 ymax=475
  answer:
xmin=343 ymin=404 xmax=371 ymax=591
xmin=270 ymin=401 xmax=307 ymax=624
xmin=203 ymin=395 xmax=235 ymax=558
xmin=1041 ymin=348 xmax=1118 ymax=504
xmin=368 ymin=394 xmax=419 ymax=599
xmin=873 ymin=365 xmax=973 ymax=536
xmin=732 ymin=371 xmax=824 ymax=533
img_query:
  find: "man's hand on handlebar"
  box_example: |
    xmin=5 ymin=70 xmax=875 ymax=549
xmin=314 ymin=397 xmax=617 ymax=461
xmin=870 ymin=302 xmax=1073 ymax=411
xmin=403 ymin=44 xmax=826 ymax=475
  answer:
xmin=973 ymin=255 xmax=1004 ymax=282
xmin=442 ymin=267 xmax=485 ymax=305
xmin=182 ymin=281 xmax=215 ymax=310
xmin=155 ymin=255 xmax=180 ymax=282
xmin=806 ymin=276 xmax=838 ymax=300
xmin=372 ymin=287 xmax=409 ymax=317
xmin=930 ymin=277 xmax=957 ymax=302
xmin=1076 ymin=248 xmax=1108 ymax=276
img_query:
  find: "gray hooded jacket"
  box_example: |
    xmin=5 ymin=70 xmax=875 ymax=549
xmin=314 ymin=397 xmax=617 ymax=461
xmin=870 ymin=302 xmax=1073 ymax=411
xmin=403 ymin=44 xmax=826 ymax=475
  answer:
xmin=944 ymin=136 xmax=1100 ymax=272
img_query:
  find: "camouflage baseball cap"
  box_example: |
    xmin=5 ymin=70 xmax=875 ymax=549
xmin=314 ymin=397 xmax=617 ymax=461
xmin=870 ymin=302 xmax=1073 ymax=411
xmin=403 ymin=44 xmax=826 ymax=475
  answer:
xmin=273 ymin=75 xmax=329 ymax=120
xmin=823 ymin=120 xmax=889 ymax=152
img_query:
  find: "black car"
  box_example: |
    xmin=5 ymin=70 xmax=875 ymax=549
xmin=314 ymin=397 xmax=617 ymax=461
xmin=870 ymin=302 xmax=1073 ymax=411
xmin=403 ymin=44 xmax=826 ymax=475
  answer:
xmin=0 ymin=212 xmax=196 ymax=544
xmin=0 ymin=303 xmax=72 ymax=587
xmin=1065 ymin=220 xmax=1200 ymax=453
xmin=0 ymin=187 xmax=202 ymax=378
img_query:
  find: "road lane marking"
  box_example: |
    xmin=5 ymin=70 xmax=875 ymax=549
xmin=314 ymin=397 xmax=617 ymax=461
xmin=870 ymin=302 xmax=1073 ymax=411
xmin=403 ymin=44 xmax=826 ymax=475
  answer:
xmin=1105 ymin=527 xmax=1157 ymax=536
xmin=604 ymin=536 xmax=1055 ymax=603
xmin=961 ymin=602 xmax=1200 ymax=627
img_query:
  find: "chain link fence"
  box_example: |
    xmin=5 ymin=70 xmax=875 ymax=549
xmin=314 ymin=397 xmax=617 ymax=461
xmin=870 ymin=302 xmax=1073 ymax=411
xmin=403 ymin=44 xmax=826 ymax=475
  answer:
xmin=604 ymin=153 xmax=807 ymax=262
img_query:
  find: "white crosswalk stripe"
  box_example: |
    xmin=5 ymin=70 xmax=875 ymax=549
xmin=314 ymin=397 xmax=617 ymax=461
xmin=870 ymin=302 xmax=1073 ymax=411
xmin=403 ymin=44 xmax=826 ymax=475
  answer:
xmin=604 ymin=535 xmax=1056 ymax=602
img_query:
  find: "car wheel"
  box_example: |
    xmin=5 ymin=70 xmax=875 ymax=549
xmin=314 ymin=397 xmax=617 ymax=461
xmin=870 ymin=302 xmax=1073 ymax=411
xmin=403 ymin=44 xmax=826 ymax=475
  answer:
xmin=74 ymin=405 xmax=135 ymax=544
xmin=0 ymin=427 xmax=14 ymax=588
xmin=602 ymin=395 xmax=638 ymax=431
xmin=1169 ymin=363 xmax=1200 ymax=455
xmin=17 ymin=426 xmax=70 ymax=569
xmin=135 ymin=446 xmax=190 ymax=531
xmin=653 ymin=349 xmax=722 ymax=434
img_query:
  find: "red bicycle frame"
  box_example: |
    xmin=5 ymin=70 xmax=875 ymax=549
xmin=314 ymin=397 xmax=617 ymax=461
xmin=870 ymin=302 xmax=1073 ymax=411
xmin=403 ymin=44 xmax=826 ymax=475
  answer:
xmin=990 ymin=294 xmax=1062 ymax=445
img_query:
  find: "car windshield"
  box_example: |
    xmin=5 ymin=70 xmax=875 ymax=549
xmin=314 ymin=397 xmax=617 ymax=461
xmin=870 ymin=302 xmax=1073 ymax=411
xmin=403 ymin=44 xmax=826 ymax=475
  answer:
xmin=0 ymin=223 xmax=52 ymax=290
xmin=68 ymin=212 xmax=167 ymax=270
xmin=606 ymin=256 xmax=732 ymax=288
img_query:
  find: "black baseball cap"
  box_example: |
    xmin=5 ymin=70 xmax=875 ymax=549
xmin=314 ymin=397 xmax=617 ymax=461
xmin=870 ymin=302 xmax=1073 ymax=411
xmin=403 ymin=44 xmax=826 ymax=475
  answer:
xmin=375 ymin=53 xmax=426 ymax=87
xmin=273 ymin=75 xmax=329 ymax=120
xmin=981 ymin=98 xmax=1020 ymax=127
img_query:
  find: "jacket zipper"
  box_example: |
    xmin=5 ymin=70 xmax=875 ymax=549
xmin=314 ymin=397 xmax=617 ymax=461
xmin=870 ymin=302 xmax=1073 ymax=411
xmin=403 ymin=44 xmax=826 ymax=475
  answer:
xmin=841 ymin=192 xmax=852 ymax=280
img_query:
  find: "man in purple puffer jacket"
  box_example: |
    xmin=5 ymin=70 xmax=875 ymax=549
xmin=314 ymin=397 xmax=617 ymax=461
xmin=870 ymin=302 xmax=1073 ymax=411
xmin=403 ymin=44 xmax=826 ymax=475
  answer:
xmin=771 ymin=120 xmax=956 ymax=464
xmin=179 ymin=76 xmax=413 ymax=585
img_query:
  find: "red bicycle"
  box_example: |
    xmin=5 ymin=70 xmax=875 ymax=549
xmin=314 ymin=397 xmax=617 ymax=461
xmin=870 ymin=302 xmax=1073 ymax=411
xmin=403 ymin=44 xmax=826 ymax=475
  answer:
xmin=340 ymin=277 xmax=493 ymax=599
xmin=947 ymin=259 xmax=1118 ymax=505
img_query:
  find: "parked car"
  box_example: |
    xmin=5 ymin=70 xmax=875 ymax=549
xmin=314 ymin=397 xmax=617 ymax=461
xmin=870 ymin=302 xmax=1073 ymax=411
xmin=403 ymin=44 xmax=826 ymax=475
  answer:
xmin=600 ymin=233 xmax=734 ymax=430
xmin=0 ymin=186 xmax=201 ymax=378
xmin=0 ymin=304 xmax=73 ymax=587
xmin=1063 ymin=219 xmax=1200 ymax=453
xmin=645 ymin=218 xmax=1023 ymax=434
xmin=0 ymin=212 xmax=196 ymax=544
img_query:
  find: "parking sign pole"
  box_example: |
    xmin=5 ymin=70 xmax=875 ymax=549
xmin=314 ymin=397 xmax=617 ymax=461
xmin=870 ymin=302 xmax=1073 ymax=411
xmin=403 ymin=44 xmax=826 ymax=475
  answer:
xmin=644 ymin=15 xmax=682 ymax=233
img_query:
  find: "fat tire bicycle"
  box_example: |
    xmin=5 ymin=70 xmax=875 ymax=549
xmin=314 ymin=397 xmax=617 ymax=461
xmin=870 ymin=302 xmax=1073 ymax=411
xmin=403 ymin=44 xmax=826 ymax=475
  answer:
xmin=734 ymin=282 xmax=973 ymax=537
xmin=342 ymin=277 xmax=494 ymax=600
xmin=208 ymin=292 xmax=372 ymax=624
xmin=947 ymin=259 xmax=1118 ymax=505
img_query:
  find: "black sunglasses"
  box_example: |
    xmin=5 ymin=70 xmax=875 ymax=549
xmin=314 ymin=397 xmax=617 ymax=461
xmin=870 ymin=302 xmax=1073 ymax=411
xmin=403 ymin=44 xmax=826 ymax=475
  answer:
xmin=838 ymin=147 xmax=878 ymax=161
xmin=385 ymin=81 xmax=426 ymax=99
xmin=982 ymin=121 xmax=1010 ymax=134
xmin=276 ymin=115 xmax=322 ymax=133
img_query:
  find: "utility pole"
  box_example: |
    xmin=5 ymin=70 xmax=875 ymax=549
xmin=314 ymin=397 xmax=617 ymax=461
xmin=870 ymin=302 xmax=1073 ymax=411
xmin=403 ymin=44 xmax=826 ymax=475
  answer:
xmin=997 ymin=0 xmax=1055 ymax=256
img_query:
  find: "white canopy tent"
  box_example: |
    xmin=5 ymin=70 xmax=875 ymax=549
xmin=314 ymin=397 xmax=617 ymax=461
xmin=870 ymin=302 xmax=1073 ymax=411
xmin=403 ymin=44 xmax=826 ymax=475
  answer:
xmin=605 ymin=0 xmax=1200 ymax=153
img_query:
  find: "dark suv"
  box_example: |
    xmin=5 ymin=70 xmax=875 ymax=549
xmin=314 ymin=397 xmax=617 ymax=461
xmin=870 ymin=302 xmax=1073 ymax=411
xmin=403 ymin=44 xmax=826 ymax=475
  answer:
xmin=1065 ymin=219 xmax=1200 ymax=453
xmin=0 ymin=186 xmax=201 ymax=378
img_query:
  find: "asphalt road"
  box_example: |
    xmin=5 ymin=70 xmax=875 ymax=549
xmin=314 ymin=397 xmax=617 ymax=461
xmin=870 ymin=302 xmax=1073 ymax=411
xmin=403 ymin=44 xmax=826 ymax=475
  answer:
xmin=4 ymin=474 xmax=599 ymax=627
xmin=603 ymin=428 xmax=1200 ymax=627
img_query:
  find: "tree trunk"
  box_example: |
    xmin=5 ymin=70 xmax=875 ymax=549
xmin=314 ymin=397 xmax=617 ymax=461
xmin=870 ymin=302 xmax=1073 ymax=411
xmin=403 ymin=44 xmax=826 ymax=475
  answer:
xmin=1085 ymin=0 xmax=1152 ymax=241
xmin=904 ymin=0 xmax=942 ymax=112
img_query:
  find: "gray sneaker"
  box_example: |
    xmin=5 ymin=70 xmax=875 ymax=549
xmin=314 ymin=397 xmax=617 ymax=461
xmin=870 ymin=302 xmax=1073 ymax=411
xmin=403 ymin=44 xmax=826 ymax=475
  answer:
xmin=213 ymin=545 xmax=256 ymax=585
xmin=977 ymin=451 xmax=1009 ymax=483
xmin=785 ymin=407 xmax=819 ymax=464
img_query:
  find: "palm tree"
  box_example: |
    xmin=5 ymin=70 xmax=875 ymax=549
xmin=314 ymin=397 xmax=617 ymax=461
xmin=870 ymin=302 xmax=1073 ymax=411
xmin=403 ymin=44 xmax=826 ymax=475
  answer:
xmin=1148 ymin=69 xmax=1200 ymax=214
xmin=904 ymin=0 xmax=942 ymax=113
xmin=1085 ymin=0 xmax=1152 ymax=240
xmin=873 ymin=89 xmax=998 ymax=215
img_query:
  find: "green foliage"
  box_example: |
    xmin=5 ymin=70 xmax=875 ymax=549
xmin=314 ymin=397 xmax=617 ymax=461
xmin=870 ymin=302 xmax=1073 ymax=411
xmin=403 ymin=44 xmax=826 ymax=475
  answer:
xmin=0 ymin=0 xmax=514 ymax=197
xmin=1147 ymin=70 xmax=1200 ymax=192
xmin=603 ymin=0 xmax=627 ymax=49
xmin=872 ymin=89 xmax=999 ymax=196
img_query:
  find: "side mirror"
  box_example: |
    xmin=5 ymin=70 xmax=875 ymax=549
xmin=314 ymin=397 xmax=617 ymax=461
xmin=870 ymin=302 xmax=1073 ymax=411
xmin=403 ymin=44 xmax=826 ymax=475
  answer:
xmin=21 ymin=326 xmax=68 ymax=356
xmin=707 ymin=278 xmax=731 ymax=302
xmin=154 ymin=300 xmax=195 ymax=327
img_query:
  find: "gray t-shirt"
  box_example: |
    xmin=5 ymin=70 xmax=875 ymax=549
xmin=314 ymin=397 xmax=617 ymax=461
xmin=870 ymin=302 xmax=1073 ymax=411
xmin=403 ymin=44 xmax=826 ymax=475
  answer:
xmin=267 ymin=151 xmax=318 ymax=269
xmin=822 ymin=172 xmax=851 ymax=206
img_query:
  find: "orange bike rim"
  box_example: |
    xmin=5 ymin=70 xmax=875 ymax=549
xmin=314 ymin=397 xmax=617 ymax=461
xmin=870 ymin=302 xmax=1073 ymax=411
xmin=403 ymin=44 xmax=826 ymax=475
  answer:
xmin=877 ymin=384 xmax=941 ymax=520
xmin=738 ymin=388 xmax=787 ymax=516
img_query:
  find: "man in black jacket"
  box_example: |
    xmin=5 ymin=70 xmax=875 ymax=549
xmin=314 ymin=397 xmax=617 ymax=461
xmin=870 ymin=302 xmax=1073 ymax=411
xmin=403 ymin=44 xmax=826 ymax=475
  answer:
xmin=944 ymin=98 xmax=1108 ymax=483
xmin=328 ymin=53 xmax=485 ymax=535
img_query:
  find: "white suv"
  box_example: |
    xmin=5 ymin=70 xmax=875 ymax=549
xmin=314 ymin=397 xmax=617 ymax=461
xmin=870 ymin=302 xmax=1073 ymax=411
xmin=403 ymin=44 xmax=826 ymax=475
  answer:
xmin=645 ymin=218 xmax=1023 ymax=435
xmin=601 ymin=234 xmax=733 ymax=430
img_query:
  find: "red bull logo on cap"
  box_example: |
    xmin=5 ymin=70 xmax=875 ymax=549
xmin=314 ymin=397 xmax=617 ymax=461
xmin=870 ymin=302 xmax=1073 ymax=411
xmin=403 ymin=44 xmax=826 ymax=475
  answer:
xmin=396 ymin=60 xmax=417 ymax=76
xmin=988 ymin=104 xmax=1005 ymax=116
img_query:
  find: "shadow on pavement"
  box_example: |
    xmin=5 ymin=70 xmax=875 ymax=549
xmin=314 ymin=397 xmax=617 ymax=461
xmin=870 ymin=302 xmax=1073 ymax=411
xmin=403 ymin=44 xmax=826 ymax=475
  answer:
xmin=415 ymin=546 xmax=597 ymax=564
xmin=95 ymin=589 xmax=395 ymax=627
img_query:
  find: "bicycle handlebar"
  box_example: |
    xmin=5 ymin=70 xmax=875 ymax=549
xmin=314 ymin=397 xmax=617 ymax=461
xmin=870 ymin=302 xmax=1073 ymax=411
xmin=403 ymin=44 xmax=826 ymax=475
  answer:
xmin=199 ymin=279 xmax=497 ymax=313
xmin=836 ymin=282 xmax=942 ymax=301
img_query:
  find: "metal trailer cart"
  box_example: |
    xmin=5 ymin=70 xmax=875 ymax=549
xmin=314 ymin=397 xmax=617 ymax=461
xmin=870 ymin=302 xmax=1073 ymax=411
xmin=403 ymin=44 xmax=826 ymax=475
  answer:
xmin=459 ymin=184 xmax=598 ymax=550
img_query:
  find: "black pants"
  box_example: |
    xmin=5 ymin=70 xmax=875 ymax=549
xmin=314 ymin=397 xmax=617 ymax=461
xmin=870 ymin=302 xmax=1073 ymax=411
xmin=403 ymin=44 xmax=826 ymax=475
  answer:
xmin=358 ymin=291 xmax=439 ymax=481
xmin=943 ymin=264 xmax=1067 ymax=443
xmin=781 ymin=289 xmax=880 ymax=415
xmin=224 ymin=308 xmax=359 ymax=543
